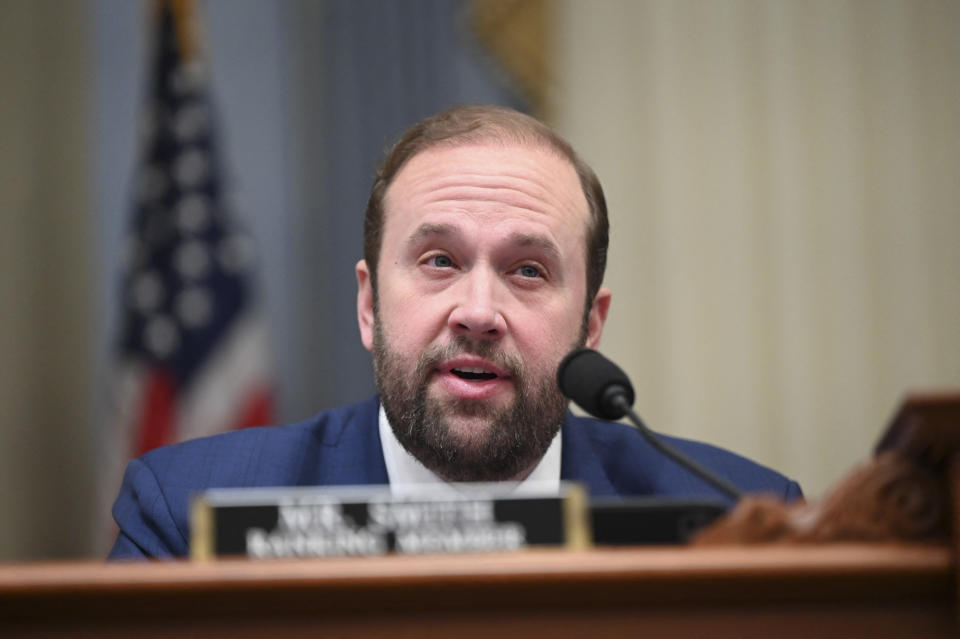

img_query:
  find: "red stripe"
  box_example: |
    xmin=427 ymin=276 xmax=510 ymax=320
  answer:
xmin=134 ymin=371 xmax=176 ymax=456
xmin=234 ymin=387 xmax=273 ymax=430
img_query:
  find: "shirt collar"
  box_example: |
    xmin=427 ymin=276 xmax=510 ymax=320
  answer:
xmin=378 ymin=403 xmax=562 ymax=497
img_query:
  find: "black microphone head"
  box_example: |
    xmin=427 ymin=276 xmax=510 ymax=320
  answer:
xmin=557 ymin=348 xmax=635 ymax=420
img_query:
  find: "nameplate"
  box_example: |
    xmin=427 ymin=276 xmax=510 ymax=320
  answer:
xmin=190 ymin=483 xmax=589 ymax=560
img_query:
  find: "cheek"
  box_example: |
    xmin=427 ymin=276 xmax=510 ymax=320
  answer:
xmin=376 ymin=291 xmax=444 ymax=353
xmin=512 ymin=306 xmax=582 ymax=367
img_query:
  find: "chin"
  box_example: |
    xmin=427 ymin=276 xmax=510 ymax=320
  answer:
xmin=444 ymin=414 xmax=499 ymax=444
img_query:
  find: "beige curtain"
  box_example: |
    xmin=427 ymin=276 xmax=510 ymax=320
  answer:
xmin=551 ymin=0 xmax=960 ymax=496
xmin=0 ymin=0 xmax=96 ymax=558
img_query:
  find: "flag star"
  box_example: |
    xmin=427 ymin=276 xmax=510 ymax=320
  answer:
xmin=169 ymin=61 xmax=205 ymax=96
xmin=173 ymin=102 xmax=209 ymax=143
xmin=175 ymin=193 xmax=211 ymax=233
xmin=144 ymin=315 xmax=180 ymax=359
xmin=174 ymin=148 xmax=210 ymax=190
xmin=174 ymin=239 xmax=211 ymax=280
xmin=177 ymin=286 xmax=213 ymax=328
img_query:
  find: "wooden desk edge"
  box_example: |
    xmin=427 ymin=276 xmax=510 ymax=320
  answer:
xmin=0 ymin=543 xmax=951 ymax=594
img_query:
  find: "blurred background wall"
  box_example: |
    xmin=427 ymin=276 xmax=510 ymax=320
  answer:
xmin=552 ymin=0 xmax=960 ymax=514
xmin=0 ymin=0 xmax=957 ymax=560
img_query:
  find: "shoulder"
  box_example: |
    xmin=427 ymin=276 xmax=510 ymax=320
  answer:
xmin=109 ymin=397 xmax=383 ymax=559
xmin=167 ymin=397 xmax=369 ymax=454
xmin=139 ymin=398 xmax=376 ymax=482
xmin=563 ymin=413 xmax=802 ymax=501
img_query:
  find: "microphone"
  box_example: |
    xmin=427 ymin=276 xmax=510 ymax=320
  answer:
xmin=556 ymin=348 xmax=635 ymax=420
xmin=557 ymin=348 xmax=742 ymax=501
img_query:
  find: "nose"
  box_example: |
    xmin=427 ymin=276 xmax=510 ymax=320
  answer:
xmin=447 ymin=269 xmax=507 ymax=341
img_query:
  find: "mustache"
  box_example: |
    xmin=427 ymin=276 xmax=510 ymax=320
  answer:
xmin=415 ymin=337 xmax=524 ymax=380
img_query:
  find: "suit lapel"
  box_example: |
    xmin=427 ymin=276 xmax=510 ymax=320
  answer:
xmin=306 ymin=397 xmax=389 ymax=486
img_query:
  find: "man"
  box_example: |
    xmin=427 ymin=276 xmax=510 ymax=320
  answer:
xmin=109 ymin=106 xmax=801 ymax=559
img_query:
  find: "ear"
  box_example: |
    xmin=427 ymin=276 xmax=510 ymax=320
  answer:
xmin=356 ymin=259 xmax=375 ymax=352
xmin=585 ymin=286 xmax=611 ymax=349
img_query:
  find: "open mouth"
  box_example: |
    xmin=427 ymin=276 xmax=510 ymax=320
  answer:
xmin=437 ymin=359 xmax=511 ymax=400
xmin=451 ymin=367 xmax=498 ymax=381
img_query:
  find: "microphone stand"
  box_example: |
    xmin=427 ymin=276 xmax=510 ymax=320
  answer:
xmin=609 ymin=395 xmax=743 ymax=502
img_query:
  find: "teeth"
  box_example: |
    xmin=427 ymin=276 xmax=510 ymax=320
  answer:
xmin=454 ymin=367 xmax=491 ymax=374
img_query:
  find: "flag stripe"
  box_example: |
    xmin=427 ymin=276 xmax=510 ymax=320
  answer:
xmin=175 ymin=316 xmax=273 ymax=441
xmin=235 ymin=387 xmax=273 ymax=431
xmin=134 ymin=371 xmax=176 ymax=456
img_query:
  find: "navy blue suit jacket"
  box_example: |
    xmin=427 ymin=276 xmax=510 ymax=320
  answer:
xmin=109 ymin=397 xmax=801 ymax=558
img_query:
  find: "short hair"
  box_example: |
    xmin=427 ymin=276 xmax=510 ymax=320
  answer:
xmin=363 ymin=105 xmax=609 ymax=307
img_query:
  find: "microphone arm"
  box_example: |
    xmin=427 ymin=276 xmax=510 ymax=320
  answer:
xmin=557 ymin=347 xmax=742 ymax=502
xmin=608 ymin=394 xmax=743 ymax=501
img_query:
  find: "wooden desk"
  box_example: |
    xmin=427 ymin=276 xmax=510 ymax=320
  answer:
xmin=0 ymin=544 xmax=953 ymax=638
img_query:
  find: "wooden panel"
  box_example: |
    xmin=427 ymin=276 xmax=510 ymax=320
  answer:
xmin=0 ymin=545 xmax=953 ymax=638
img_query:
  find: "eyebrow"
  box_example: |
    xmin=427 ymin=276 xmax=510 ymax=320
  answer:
xmin=406 ymin=223 xmax=457 ymax=246
xmin=506 ymin=232 xmax=562 ymax=262
xmin=406 ymin=224 xmax=562 ymax=262
xmin=406 ymin=222 xmax=458 ymax=248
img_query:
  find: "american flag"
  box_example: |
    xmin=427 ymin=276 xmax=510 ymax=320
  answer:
xmin=112 ymin=0 xmax=273 ymax=461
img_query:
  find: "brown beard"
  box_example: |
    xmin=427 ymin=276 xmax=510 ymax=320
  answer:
xmin=372 ymin=323 xmax=572 ymax=482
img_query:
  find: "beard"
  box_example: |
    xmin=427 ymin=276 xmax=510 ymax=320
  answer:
xmin=372 ymin=322 xmax=575 ymax=483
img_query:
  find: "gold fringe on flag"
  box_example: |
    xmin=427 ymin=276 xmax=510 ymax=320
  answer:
xmin=154 ymin=0 xmax=203 ymax=62
xmin=468 ymin=0 xmax=552 ymax=118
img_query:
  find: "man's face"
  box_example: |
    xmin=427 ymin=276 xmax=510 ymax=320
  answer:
xmin=356 ymin=142 xmax=610 ymax=481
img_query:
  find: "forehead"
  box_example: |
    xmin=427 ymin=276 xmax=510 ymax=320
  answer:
xmin=382 ymin=142 xmax=590 ymax=239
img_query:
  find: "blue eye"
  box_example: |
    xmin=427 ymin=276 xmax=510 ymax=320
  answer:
xmin=430 ymin=255 xmax=453 ymax=268
xmin=518 ymin=265 xmax=541 ymax=278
